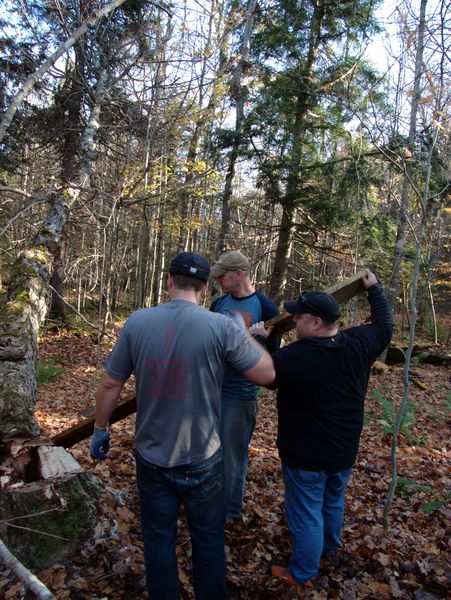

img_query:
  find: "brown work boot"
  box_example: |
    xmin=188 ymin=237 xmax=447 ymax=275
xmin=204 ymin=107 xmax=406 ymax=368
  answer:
xmin=271 ymin=565 xmax=314 ymax=590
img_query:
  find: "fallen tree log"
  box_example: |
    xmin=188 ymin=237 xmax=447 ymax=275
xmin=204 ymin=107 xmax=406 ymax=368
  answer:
xmin=386 ymin=344 xmax=450 ymax=366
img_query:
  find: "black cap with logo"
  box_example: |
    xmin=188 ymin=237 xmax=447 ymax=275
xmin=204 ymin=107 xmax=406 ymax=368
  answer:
xmin=169 ymin=252 xmax=210 ymax=282
xmin=284 ymin=291 xmax=341 ymax=322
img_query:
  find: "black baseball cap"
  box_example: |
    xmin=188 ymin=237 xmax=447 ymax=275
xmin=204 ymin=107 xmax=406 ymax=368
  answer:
xmin=284 ymin=291 xmax=341 ymax=322
xmin=169 ymin=252 xmax=210 ymax=282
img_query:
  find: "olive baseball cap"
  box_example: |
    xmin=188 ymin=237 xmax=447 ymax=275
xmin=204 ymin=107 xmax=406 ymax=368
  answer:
xmin=169 ymin=252 xmax=210 ymax=282
xmin=210 ymin=251 xmax=250 ymax=278
xmin=284 ymin=291 xmax=341 ymax=322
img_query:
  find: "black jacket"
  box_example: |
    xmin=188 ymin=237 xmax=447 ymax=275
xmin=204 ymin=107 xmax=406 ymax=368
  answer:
xmin=272 ymin=284 xmax=393 ymax=472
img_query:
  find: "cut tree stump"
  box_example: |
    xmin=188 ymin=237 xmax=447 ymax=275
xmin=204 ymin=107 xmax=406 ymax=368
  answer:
xmin=0 ymin=433 xmax=103 ymax=568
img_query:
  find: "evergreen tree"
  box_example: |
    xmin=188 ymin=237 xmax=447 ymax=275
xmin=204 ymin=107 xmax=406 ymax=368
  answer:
xmin=246 ymin=0 xmax=384 ymax=300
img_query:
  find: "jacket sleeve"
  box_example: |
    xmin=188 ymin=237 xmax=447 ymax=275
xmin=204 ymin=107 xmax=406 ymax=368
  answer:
xmin=366 ymin=283 xmax=394 ymax=358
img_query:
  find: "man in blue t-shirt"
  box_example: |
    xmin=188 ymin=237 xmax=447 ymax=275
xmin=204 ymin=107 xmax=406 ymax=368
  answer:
xmin=210 ymin=250 xmax=279 ymax=520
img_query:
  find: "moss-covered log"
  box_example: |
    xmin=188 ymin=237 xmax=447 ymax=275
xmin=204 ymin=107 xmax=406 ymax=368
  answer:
xmin=385 ymin=343 xmax=450 ymax=365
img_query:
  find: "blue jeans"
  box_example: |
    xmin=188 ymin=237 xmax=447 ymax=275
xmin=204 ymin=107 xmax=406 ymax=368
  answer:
xmin=220 ymin=396 xmax=257 ymax=518
xmin=136 ymin=449 xmax=227 ymax=600
xmin=282 ymin=464 xmax=352 ymax=583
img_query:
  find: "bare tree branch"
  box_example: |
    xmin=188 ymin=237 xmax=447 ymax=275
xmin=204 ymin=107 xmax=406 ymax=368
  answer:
xmin=0 ymin=537 xmax=56 ymax=599
xmin=0 ymin=0 xmax=173 ymax=144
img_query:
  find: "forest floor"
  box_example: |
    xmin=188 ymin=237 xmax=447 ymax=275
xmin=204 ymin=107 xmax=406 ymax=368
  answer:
xmin=1 ymin=326 xmax=449 ymax=600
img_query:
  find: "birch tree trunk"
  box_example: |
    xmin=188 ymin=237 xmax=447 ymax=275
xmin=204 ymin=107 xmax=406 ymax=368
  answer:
xmin=384 ymin=117 xmax=436 ymax=530
xmin=0 ymin=69 xmax=112 ymax=571
xmin=0 ymin=0 xmax=130 ymax=144
xmin=383 ymin=0 xmax=447 ymax=527
xmin=0 ymin=71 xmax=109 ymax=435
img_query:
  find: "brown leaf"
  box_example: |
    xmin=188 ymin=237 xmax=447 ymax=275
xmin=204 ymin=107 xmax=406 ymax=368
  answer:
xmin=378 ymin=552 xmax=390 ymax=566
xmin=4 ymin=582 xmax=23 ymax=599
xmin=367 ymin=580 xmax=391 ymax=597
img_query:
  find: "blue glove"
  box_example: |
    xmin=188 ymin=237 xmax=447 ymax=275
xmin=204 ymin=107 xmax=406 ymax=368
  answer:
xmin=90 ymin=426 xmax=110 ymax=460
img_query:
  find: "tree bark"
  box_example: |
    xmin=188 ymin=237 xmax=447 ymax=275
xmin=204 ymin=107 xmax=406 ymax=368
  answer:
xmin=219 ymin=0 xmax=257 ymax=252
xmin=387 ymin=0 xmax=427 ymax=310
xmin=0 ymin=72 xmax=109 ymax=436
xmin=0 ymin=538 xmax=56 ymax=599
xmin=268 ymin=0 xmax=326 ymax=301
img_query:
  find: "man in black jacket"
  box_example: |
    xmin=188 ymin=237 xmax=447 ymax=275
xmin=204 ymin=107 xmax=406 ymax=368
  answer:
xmin=249 ymin=270 xmax=393 ymax=590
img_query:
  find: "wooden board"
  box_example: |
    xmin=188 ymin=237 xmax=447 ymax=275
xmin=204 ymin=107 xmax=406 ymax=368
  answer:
xmin=266 ymin=269 xmax=369 ymax=340
xmin=326 ymin=269 xmax=369 ymax=304
xmin=51 ymin=395 xmax=137 ymax=449
xmin=51 ymin=270 xmax=369 ymax=448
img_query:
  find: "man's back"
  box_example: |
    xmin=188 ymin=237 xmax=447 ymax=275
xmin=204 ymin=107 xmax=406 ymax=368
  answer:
xmin=105 ymin=299 xmax=261 ymax=467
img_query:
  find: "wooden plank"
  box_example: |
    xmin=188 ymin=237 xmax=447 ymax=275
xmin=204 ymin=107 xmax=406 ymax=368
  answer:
xmin=326 ymin=269 xmax=369 ymax=303
xmin=267 ymin=269 xmax=369 ymax=340
xmin=51 ymin=270 xmax=369 ymax=448
xmin=51 ymin=395 xmax=136 ymax=449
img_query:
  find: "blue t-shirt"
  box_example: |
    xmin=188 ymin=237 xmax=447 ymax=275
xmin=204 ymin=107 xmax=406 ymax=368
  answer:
xmin=210 ymin=291 xmax=279 ymax=400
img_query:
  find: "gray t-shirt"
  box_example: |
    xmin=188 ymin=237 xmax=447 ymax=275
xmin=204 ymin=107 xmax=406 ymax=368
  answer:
xmin=105 ymin=299 xmax=261 ymax=467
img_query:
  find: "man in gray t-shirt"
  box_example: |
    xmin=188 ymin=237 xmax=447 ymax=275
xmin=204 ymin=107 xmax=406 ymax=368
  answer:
xmin=90 ymin=252 xmax=274 ymax=600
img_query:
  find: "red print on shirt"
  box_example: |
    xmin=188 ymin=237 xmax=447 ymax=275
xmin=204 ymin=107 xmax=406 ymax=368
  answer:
xmin=230 ymin=310 xmax=253 ymax=328
xmin=144 ymin=325 xmax=189 ymax=399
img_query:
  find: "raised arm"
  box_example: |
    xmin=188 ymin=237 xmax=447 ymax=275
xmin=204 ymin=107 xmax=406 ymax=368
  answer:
xmin=361 ymin=270 xmax=393 ymax=354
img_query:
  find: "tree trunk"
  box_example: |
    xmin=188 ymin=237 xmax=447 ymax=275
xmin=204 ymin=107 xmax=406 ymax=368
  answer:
xmin=268 ymin=0 xmax=325 ymax=301
xmin=218 ymin=0 xmax=257 ymax=252
xmin=0 ymin=70 xmax=109 ymax=435
xmin=49 ymin=240 xmax=66 ymax=320
xmin=0 ymin=72 xmax=111 ymax=570
xmin=387 ymin=0 xmax=427 ymax=310
xmin=269 ymin=205 xmax=295 ymax=304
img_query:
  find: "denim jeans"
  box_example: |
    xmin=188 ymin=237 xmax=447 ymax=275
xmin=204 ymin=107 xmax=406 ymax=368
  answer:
xmin=136 ymin=449 xmax=227 ymax=600
xmin=220 ymin=396 xmax=257 ymax=518
xmin=282 ymin=464 xmax=352 ymax=583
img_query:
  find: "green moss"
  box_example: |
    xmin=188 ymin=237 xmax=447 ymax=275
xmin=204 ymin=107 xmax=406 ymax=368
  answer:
xmin=0 ymin=295 xmax=33 ymax=323
xmin=3 ymin=473 xmax=104 ymax=568
xmin=37 ymin=359 xmax=64 ymax=382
